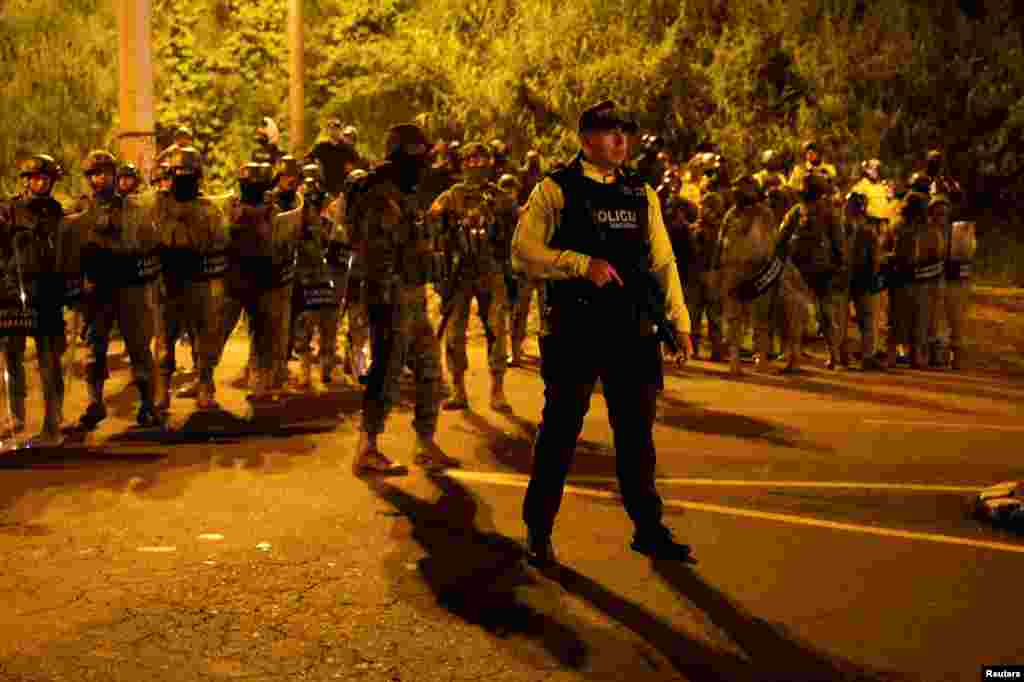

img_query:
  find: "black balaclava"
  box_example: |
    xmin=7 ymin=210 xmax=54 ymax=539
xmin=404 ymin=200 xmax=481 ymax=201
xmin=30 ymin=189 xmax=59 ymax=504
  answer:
xmin=240 ymin=182 xmax=271 ymax=206
xmin=171 ymin=173 xmax=200 ymax=202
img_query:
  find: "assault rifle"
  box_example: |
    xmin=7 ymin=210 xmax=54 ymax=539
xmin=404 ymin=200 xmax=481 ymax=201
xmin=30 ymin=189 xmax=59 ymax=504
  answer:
xmin=626 ymin=266 xmax=681 ymax=356
xmin=435 ymin=254 xmax=495 ymax=347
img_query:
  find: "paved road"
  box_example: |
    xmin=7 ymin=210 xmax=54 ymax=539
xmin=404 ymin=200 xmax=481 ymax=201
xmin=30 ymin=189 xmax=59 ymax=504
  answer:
xmin=0 ymin=336 xmax=1021 ymax=681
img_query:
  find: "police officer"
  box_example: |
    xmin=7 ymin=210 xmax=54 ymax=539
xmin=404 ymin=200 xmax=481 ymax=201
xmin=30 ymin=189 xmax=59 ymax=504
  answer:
xmin=293 ymin=162 xmax=340 ymax=387
xmin=431 ymin=142 xmax=517 ymax=411
xmin=270 ymin=156 xmax=304 ymax=390
xmin=686 ymin=192 xmax=726 ymax=361
xmin=76 ymin=150 xmax=162 ymax=428
xmin=217 ymin=162 xmax=279 ymax=396
xmin=152 ymin=146 xmax=228 ymax=411
xmin=512 ymin=100 xmax=694 ymax=566
xmin=842 ymin=192 xmax=884 ymax=371
xmin=0 ymin=154 xmax=76 ymax=445
xmin=348 ymin=123 xmax=448 ymax=475
xmin=304 ymin=119 xmax=363 ymax=196
xmin=850 ymin=159 xmax=893 ymax=221
xmin=779 ymin=173 xmax=848 ymax=369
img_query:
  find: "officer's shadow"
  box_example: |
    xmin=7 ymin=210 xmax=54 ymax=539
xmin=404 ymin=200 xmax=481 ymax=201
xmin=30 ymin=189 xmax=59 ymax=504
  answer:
xmin=365 ymin=473 xmax=589 ymax=669
xmin=648 ymin=561 xmax=912 ymax=682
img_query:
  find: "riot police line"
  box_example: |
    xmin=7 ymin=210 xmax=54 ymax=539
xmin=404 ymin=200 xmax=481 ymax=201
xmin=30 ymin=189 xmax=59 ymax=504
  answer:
xmin=0 ymin=127 xmax=976 ymax=457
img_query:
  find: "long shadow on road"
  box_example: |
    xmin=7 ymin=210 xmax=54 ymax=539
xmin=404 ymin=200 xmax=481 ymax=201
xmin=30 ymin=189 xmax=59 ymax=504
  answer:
xmin=676 ymin=364 xmax=998 ymax=418
xmin=365 ymin=474 xmax=590 ymax=671
xmin=650 ymin=561 xmax=918 ymax=682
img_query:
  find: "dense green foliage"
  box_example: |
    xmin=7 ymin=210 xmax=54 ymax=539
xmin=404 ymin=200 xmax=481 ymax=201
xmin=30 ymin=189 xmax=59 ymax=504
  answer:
xmin=3 ymin=0 xmax=1023 ymax=230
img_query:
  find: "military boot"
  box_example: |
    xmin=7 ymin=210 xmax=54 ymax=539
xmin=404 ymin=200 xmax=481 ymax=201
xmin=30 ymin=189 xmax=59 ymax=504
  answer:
xmin=444 ymin=373 xmax=469 ymax=410
xmin=298 ymin=355 xmax=313 ymax=390
xmin=78 ymin=382 xmax=107 ymax=430
xmin=352 ymin=432 xmax=408 ymax=477
xmin=135 ymin=381 xmax=161 ymax=428
xmin=413 ymin=435 xmax=461 ymax=473
xmin=490 ymin=373 xmax=511 ymax=411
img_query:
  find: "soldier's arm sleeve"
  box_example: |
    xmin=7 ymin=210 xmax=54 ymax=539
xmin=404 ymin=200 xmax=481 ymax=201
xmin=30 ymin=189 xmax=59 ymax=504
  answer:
xmin=646 ymin=186 xmax=691 ymax=336
xmin=510 ymin=177 xmax=589 ymax=280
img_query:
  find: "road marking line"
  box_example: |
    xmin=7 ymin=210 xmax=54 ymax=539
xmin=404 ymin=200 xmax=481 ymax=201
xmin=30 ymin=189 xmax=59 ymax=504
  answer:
xmin=448 ymin=471 xmax=1024 ymax=556
xmin=863 ymin=419 xmax=1024 ymax=432
xmin=451 ymin=470 xmax=984 ymax=494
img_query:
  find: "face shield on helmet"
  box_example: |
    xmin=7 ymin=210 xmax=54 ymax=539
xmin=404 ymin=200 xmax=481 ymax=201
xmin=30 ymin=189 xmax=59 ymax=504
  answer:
xmin=19 ymin=154 xmax=62 ymax=196
xmin=238 ymin=162 xmax=274 ymax=206
xmin=167 ymin=147 xmax=203 ymax=201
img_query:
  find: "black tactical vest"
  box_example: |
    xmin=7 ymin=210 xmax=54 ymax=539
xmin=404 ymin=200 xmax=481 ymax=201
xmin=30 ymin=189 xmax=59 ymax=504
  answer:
xmin=545 ymin=157 xmax=651 ymax=336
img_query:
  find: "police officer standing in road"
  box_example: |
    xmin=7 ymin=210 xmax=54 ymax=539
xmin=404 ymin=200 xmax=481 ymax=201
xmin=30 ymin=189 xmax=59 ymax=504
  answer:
xmin=511 ymin=100 xmax=695 ymax=567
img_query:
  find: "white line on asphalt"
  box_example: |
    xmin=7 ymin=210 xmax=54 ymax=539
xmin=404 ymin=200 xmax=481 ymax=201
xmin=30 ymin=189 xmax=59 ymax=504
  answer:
xmin=452 ymin=470 xmax=984 ymax=494
xmin=863 ymin=419 xmax=1024 ymax=432
xmin=447 ymin=471 xmax=1024 ymax=556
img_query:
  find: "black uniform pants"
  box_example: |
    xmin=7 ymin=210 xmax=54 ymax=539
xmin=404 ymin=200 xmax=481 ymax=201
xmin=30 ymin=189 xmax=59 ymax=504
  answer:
xmin=523 ymin=327 xmax=664 ymax=539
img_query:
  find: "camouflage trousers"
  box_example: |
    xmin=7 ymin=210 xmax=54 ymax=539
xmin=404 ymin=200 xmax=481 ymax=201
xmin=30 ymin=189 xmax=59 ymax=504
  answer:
xmin=295 ymin=306 xmax=339 ymax=372
xmin=842 ymin=289 xmax=879 ymax=359
xmin=511 ymin=276 xmax=545 ymax=356
xmin=84 ymin=284 xmax=157 ymax=405
xmin=4 ymin=330 xmax=65 ymax=431
xmin=362 ymin=285 xmax=441 ymax=438
xmin=928 ymin=279 xmax=968 ymax=349
xmin=685 ymin=275 xmax=724 ymax=355
xmin=156 ymin=279 xmax=225 ymax=400
xmin=891 ymin=279 xmax=940 ymax=351
xmin=445 ymin=271 xmax=507 ymax=378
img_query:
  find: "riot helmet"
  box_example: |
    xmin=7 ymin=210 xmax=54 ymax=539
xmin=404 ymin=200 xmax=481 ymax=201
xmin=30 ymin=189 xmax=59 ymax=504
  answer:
xmin=908 ymin=171 xmax=933 ymax=194
xmin=83 ymin=149 xmax=118 ymax=198
xmin=167 ymin=146 xmax=202 ymax=201
xmin=18 ymin=153 xmax=62 ymax=196
xmin=117 ymin=162 xmax=141 ymax=194
xmin=497 ymin=173 xmax=521 ymax=196
xmin=845 ymin=191 xmax=868 ymax=218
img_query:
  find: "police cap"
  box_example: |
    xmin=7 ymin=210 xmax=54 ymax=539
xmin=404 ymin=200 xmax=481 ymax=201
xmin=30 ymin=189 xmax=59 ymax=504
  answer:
xmin=578 ymin=100 xmax=639 ymax=134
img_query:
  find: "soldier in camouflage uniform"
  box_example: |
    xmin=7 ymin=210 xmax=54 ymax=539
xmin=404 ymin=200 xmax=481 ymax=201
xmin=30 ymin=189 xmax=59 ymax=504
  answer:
xmin=841 ymin=192 xmax=885 ymax=371
xmin=217 ymin=161 xmax=301 ymax=399
xmin=117 ymin=162 xmax=142 ymax=197
xmin=430 ymin=142 xmax=518 ymax=411
xmin=348 ymin=123 xmax=448 ymax=475
xmin=293 ymin=162 xmax=340 ymax=388
xmin=74 ymin=150 xmax=162 ymax=429
xmin=779 ymin=173 xmax=848 ymax=369
xmin=0 ymin=154 xmax=78 ymax=445
xmin=328 ymin=169 xmax=372 ymax=383
xmin=715 ymin=176 xmax=779 ymax=376
xmin=686 ymin=192 xmax=726 ymax=360
xmin=152 ymin=147 xmax=229 ymax=411
xmin=268 ymin=156 xmax=304 ymax=392
xmin=886 ymin=193 xmax=946 ymax=369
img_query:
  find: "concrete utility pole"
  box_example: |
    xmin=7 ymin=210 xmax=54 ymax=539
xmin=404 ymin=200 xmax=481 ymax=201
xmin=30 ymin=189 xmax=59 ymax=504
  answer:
xmin=288 ymin=0 xmax=304 ymax=152
xmin=117 ymin=0 xmax=156 ymax=177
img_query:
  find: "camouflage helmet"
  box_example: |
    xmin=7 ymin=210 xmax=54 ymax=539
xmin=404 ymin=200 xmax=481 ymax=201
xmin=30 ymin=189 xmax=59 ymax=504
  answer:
xmin=18 ymin=153 xmax=63 ymax=180
xmin=301 ymin=161 xmax=324 ymax=185
xmin=166 ymin=146 xmax=203 ymax=176
xmin=117 ymin=161 xmax=140 ymax=179
xmin=460 ymin=141 xmax=494 ymax=163
xmin=489 ymin=139 xmax=508 ymax=159
xmin=239 ymin=162 xmax=274 ymax=185
xmin=908 ymin=171 xmax=932 ymax=193
xmin=274 ymin=155 xmax=301 ymax=179
xmin=497 ymin=173 xmax=521 ymax=194
xmin=384 ymin=123 xmax=430 ymax=161
xmin=82 ymin=149 xmax=118 ymax=176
